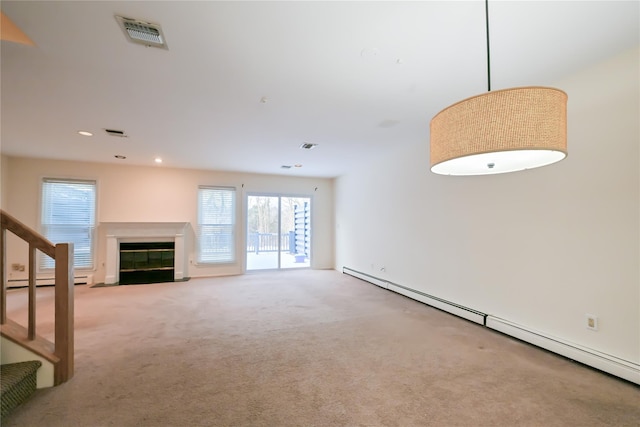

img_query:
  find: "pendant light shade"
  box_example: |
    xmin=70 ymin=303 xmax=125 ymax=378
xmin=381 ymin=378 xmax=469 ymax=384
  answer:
xmin=429 ymin=0 xmax=568 ymax=176
xmin=1 ymin=12 xmax=35 ymax=46
xmin=430 ymin=86 xmax=567 ymax=175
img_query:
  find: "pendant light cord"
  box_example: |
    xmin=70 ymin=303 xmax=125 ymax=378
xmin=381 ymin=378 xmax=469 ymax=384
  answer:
xmin=485 ymin=0 xmax=491 ymax=92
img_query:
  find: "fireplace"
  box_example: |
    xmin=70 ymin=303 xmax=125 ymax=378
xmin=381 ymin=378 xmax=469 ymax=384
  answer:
xmin=102 ymin=222 xmax=188 ymax=285
xmin=119 ymin=242 xmax=175 ymax=285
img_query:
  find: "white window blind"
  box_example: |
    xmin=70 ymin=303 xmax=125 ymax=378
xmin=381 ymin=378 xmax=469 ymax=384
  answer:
xmin=40 ymin=178 xmax=96 ymax=270
xmin=197 ymin=186 xmax=236 ymax=264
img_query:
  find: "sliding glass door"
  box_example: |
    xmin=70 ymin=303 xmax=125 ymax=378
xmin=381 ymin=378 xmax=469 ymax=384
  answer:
xmin=246 ymin=195 xmax=311 ymax=270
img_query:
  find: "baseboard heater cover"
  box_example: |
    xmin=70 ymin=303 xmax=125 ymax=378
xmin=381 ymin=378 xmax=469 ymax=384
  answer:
xmin=342 ymin=267 xmax=389 ymax=290
xmin=342 ymin=266 xmax=640 ymax=385
xmin=7 ymin=275 xmax=94 ymax=288
xmin=486 ymin=316 xmax=640 ymax=385
xmin=342 ymin=267 xmax=486 ymax=325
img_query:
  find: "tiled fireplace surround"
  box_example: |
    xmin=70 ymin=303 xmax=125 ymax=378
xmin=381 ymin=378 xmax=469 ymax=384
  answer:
xmin=102 ymin=222 xmax=188 ymax=285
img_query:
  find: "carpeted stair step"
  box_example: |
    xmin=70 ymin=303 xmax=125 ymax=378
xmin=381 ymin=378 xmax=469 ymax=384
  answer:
xmin=1 ymin=361 xmax=42 ymax=418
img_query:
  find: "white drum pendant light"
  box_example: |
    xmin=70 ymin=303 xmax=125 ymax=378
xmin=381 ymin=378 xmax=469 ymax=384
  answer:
xmin=430 ymin=1 xmax=567 ymax=176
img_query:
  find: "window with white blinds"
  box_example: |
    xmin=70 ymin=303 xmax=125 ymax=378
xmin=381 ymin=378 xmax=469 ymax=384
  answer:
xmin=40 ymin=178 xmax=96 ymax=270
xmin=197 ymin=186 xmax=236 ymax=264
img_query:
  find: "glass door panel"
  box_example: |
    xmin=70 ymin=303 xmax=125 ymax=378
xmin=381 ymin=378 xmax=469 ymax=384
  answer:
xmin=247 ymin=195 xmax=279 ymax=270
xmin=246 ymin=195 xmax=311 ymax=270
xmin=280 ymin=197 xmax=310 ymax=269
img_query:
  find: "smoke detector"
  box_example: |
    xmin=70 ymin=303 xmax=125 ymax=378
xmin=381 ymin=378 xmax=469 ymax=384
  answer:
xmin=116 ymin=16 xmax=168 ymax=49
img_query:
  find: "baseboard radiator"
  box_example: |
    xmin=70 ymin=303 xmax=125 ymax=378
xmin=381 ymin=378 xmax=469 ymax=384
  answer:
xmin=343 ymin=267 xmax=486 ymax=325
xmin=486 ymin=316 xmax=640 ymax=385
xmin=343 ymin=266 xmax=640 ymax=385
xmin=7 ymin=274 xmax=93 ymax=288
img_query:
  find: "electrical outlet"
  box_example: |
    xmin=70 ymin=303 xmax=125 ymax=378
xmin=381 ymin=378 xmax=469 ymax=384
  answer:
xmin=585 ymin=314 xmax=598 ymax=331
xmin=11 ymin=263 xmax=20 ymax=271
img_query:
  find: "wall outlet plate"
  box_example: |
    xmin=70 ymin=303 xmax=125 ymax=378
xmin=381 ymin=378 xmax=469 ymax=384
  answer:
xmin=585 ymin=314 xmax=599 ymax=331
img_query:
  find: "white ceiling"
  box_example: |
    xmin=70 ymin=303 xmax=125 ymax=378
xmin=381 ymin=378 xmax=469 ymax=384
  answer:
xmin=1 ymin=1 xmax=638 ymax=178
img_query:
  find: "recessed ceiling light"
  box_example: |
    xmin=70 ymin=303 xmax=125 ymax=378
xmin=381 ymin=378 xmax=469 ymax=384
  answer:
xmin=78 ymin=131 xmax=93 ymax=136
xmin=294 ymin=164 xmax=303 ymax=168
xmin=114 ymin=155 xmax=126 ymax=160
xmin=154 ymin=157 xmax=162 ymax=164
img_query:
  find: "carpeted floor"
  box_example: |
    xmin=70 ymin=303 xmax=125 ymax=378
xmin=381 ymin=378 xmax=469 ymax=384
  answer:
xmin=3 ymin=269 xmax=639 ymax=426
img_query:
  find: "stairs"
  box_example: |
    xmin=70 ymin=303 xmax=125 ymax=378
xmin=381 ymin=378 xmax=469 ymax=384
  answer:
xmin=0 ymin=361 xmax=42 ymax=418
xmin=1 ymin=209 xmax=75 ymax=388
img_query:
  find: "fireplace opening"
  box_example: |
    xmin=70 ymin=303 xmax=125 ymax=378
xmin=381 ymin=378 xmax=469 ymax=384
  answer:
xmin=119 ymin=242 xmax=175 ymax=285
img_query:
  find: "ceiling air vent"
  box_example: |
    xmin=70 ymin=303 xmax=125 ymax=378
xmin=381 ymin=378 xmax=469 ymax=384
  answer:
xmin=104 ymin=128 xmax=127 ymax=137
xmin=116 ymin=16 xmax=168 ymax=50
xmin=300 ymin=143 xmax=318 ymax=150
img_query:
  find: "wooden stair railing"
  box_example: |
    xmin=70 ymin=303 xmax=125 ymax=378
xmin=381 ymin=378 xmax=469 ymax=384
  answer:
xmin=0 ymin=209 xmax=74 ymax=386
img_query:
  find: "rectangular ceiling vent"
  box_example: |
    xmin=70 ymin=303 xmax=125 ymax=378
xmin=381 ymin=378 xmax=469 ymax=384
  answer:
xmin=300 ymin=143 xmax=318 ymax=150
xmin=116 ymin=16 xmax=168 ymax=50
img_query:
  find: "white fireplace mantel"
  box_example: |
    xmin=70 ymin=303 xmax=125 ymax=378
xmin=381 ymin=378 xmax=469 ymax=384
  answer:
xmin=102 ymin=222 xmax=189 ymax=285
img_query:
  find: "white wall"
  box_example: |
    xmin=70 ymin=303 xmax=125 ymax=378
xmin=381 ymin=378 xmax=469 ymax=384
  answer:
xmin=2 ymin=158 xmax=334 ymax=282
xmin=335 ymin=47 xmax=639 ymax=365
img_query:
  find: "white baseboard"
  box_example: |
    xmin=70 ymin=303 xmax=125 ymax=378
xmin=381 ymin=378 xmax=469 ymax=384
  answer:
xmin=486 ymin=316 xmax=640 ymax=385
xmin=386 ymin=282 xmax=486 ymax=325
xmin=343 ymin=266 xmax=640 ymax=385
xmin=342 ymin=267 xmax=388 ymax=289
xmin=343 ymin=267 xmax=486 ymax=325
xmin=7 ymin=274 xmax=93 ymax=288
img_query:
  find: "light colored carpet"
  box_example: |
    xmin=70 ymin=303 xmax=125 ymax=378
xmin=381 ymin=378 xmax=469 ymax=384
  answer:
xmin=3 ymin=269 xmax=639 ymax=426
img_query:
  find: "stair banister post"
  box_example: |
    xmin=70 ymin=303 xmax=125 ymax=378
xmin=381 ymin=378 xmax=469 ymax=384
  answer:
xmin=1 ymin=225 xmax=6 ymax=324
xmin=54 ymin=242 xmax=74 ymax=385
xmin=28 ymin=244 xmax=36 ymax=340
